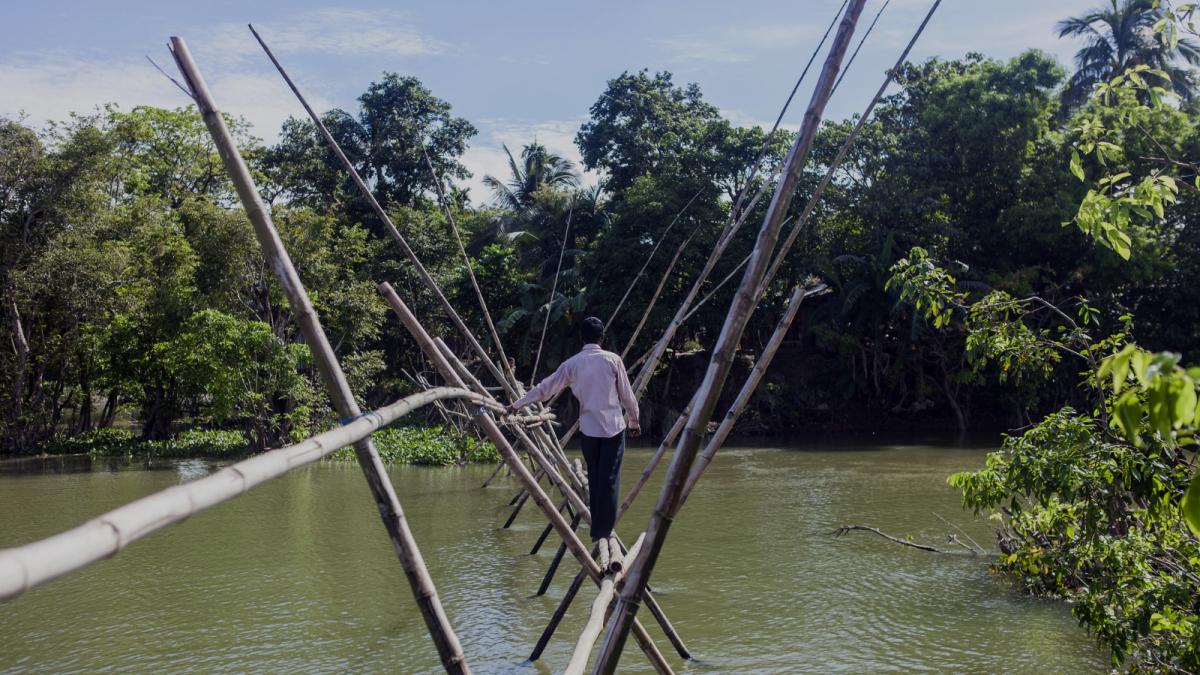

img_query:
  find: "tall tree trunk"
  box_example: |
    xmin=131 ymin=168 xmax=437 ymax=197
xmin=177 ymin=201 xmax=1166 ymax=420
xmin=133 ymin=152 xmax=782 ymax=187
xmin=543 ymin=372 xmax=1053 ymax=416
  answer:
xmin=99 ymin=389 xmax=119 ymax=428
xmin=8 ymin=299 xmax=29 ymax=440
xmin=941 ymin=369 xmax=968 ymax=431
xmin=141 ymin=383 xmax=174 ymax=440
xmin=78 ymin=356 xmax=93 ymax=433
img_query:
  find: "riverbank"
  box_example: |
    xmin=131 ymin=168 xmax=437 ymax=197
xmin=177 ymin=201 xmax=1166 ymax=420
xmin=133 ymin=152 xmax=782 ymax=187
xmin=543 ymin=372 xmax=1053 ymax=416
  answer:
xmin=15 ymin=425 xmax=498 ymax=466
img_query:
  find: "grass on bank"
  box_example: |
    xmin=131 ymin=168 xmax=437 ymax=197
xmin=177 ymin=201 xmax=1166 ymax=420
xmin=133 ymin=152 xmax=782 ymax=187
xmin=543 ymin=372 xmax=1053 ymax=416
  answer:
xmin=36 ymin=425 xmax=499 ymax=465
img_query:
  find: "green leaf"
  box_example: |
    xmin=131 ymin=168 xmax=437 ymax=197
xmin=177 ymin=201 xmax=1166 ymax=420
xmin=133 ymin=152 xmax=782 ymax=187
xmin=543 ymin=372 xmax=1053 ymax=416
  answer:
xmin=1183 ymin=472 xmax=1200 ymax=537
xmin=1175 ymin=379 xmax=1198 ymax=428
xmin=1070 ymin=150 xmax=1085 ymax=182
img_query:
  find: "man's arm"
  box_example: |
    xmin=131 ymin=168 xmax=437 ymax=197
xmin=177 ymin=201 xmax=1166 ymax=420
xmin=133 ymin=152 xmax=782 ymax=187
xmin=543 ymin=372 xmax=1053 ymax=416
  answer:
xmin=614 ymin=359 xmax=641 ymax=433
xmin=508 ymin=361 xmax=571 ymax=412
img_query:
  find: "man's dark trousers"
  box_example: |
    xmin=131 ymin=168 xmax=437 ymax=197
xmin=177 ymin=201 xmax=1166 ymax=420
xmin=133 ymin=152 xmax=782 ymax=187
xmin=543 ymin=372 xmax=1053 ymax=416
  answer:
xmin=580 ymin=430 xmax=625 ymax=541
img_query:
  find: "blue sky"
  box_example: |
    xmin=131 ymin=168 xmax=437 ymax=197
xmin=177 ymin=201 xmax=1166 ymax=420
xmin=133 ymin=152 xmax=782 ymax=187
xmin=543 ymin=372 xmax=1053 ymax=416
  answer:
xmin=1 ymin=0 xmax=1100 ymax=201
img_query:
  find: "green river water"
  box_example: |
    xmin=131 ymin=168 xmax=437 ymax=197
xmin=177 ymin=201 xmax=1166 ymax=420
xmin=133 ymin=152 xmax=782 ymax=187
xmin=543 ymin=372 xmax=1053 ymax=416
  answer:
xmin=0 ymin=440 xmax=1108 ymax=673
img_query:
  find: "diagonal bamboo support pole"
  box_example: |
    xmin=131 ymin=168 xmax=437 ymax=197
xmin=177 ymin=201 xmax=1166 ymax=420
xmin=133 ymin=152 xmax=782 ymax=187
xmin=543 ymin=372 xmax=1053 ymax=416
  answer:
xmin=530 ymin=202 xmax=574 ymax=383
xmin=168 ymin=37 xmax=470 ymax=674
xmin=591 ymin=4 xmax=868 ymax=670
xmin=526 ymin=3 xmax=945 ymax=656
xmin=421 ymin=145 xmax=522 ymax=390
xmin=249 ymin=24 xmax=520 ymax=402
xmin=680 ymin=284 xmax=829 ymax=500
xmin=379 ymin=283 xmax=673 ymax=674
xmin=755 ymin=0 xmax=944 ymax=301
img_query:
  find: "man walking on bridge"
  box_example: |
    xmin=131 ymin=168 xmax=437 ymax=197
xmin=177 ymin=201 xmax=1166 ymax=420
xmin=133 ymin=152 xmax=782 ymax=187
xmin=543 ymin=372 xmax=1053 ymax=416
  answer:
xmin=508 ymin=316 xmax=640 ymax=562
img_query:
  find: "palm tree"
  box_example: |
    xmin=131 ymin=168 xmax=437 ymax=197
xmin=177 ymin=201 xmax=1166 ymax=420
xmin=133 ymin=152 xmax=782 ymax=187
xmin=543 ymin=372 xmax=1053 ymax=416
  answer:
xmin=1058 ymin=0 xmax=1200 ymax=109
xmin=482 ymin=142 xmax=579 ymax=212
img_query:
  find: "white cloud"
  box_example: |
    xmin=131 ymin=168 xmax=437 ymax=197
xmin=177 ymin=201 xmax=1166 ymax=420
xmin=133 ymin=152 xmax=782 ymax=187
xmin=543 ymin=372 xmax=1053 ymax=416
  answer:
xmin=0 ymin=54 xmax=332 ymax=143
xmin=0 ymin=6 xmax=443 ymax=141
xmin=460 ymin=117 xmax=600 ymax=206
xmin=721 ymin=108 xmax=802 ymax=133
xmin=0 ymin=56 xmax=174 ymax=124
xmin=659 ymin=23 xmax=819 ymax=64
xmin=202 ymin=8 xmax=448 ymax=64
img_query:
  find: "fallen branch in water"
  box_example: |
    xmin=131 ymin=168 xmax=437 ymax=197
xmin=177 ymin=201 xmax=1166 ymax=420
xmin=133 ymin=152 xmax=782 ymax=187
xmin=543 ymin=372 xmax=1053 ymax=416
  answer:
xmin=831 ymin=525 xmax=948 ymax=553
xmin=932 ymin=511 xmax=987 ymax=554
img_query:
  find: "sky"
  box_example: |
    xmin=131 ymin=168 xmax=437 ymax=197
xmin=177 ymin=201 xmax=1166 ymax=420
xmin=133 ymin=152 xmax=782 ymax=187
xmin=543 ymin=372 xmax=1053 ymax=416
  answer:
xmin=0 ymin=0 xmax=1102 ymax=202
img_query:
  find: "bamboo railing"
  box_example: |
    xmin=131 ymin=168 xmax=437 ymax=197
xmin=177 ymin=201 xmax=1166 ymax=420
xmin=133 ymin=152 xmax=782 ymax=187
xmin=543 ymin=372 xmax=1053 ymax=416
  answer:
xmin=0 ymin=387 xmax=492 ymax=603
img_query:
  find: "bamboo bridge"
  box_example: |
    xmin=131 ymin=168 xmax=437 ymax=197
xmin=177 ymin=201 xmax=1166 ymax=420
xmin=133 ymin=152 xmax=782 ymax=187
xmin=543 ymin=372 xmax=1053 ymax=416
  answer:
xmin=0 ymin=1 xmax=942 ymax=672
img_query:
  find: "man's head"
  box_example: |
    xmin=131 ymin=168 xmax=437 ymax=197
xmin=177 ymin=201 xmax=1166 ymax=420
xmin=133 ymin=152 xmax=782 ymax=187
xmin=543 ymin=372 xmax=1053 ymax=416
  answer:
xmin=581 ymin=316 xmax=605 ymax=345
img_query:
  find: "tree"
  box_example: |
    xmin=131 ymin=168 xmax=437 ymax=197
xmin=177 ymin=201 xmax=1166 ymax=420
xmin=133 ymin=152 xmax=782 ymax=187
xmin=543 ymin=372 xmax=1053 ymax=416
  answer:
xmin=482 ymin=142 xmax=579 ymax=211
xmin=576 ymin=70 xmax=724 ymax=195
xmin=266 ymin=73 xmax=476 ymax=219
xmin=1057 ymin=0 xmax=1200 ymax=109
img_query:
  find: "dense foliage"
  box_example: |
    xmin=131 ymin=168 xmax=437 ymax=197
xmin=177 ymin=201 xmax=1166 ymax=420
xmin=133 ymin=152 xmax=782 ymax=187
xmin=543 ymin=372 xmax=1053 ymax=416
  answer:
xmin=904 ymin=5 xmax=1200 ymax=669
xmin=4 ymin=0 xmax=1200 ymax=666
xmin=325 ymin=425 xmax=499 ymax=466
xmin=2 ymin=5 xmax=1200 ymax=466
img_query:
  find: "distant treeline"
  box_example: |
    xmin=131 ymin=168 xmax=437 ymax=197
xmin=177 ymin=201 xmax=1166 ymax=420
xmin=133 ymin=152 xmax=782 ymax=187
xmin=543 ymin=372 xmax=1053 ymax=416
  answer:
xmin=2 ymin=47 xmax=1199 ymax=451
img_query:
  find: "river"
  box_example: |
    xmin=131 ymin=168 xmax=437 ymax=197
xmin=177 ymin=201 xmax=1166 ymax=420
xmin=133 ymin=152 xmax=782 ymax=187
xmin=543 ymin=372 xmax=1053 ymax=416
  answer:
xmin=0 ymin=439 xmax=1107 ymax=673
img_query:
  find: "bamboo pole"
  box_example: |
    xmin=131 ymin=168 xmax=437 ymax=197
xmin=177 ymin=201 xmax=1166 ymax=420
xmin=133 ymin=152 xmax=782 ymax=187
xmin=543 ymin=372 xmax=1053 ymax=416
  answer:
xmin=529 ymin=496 xmax=571 ymax=555
xmin=534 ymin=520 xmax=576 ymax=596
xmin=0 ymin=387 xmax=491 ymax=602
xmin=531 ymin=202 xmax=574 ymax=383
xmin=755 ymin=0 xmax=944 ymax=301
xmin=248 ymin=25 xmax=518 ymax=401
xmin=481 ymin=460 xmax=505 ymax=488
xmin=617 ymin=403 xmax=691 ymax=518
xmin=421 ymin=144 xmax=522 ymax=390
xmin=830 ymin=0 xmax=891 ymax=96
xmin=566 ymin=534 xmax=647 ymax=675
xmin=423 ymin=307 xmax=691 ymax=666
xmin=378 ymin=283 xmax=673 ymax=674
xmin=617 ymin=229 xmax=697 ymax=363
xmin=531 ymin=567 xmax=587 ymax=660
xmin=608 ymin=540 xmax=625 ymax=574
xmin=680 ymin=284 xmax=829 ymax=501
xmin=504 ymin=489 xmax=535 ymax=528
xmin=591 ymin=5 xmax=867 ymax=670
xmin=168 ymin=37 xmax=469 ymax=674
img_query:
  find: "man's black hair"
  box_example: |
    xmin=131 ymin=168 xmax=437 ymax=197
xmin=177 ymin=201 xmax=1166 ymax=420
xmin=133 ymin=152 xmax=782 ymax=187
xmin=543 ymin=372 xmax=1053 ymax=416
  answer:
xmin=581 ymin=316 xmax=605 ymax=344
